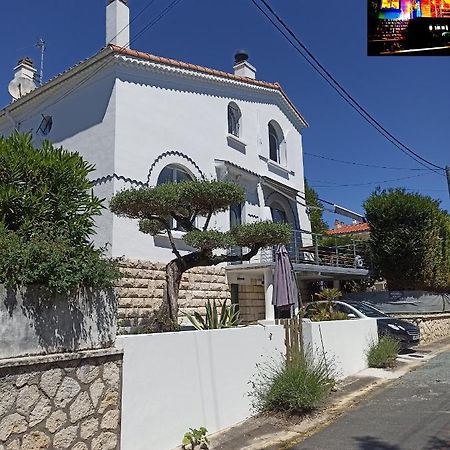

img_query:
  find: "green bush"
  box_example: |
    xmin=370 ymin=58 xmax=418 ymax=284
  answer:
xmin=250 ymin=355 xmax=335 ymax=414
xmin=367 ymin=335 xmax=400 ymax=368
xmin=0 ymin=132 xmax=120 ymax=292
xmin=184 ymin=300 xmax=240 ymax=330
xmin=364 ymin=188 xmax=450 ymax=291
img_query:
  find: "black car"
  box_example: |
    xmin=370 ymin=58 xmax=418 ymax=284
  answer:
xmin=304 ymin=300 xmax=420 ymax=349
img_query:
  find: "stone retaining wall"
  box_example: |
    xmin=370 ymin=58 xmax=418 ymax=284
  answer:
xmin=116 ymin=260 xmax=230 ymax=332
xmin=393 ymin=313 xmax=450 ymax=344
xmin=238 ymin=283 xmax=265 ymax=324
xmin=0 ymin=349 xmax=122 ymax=450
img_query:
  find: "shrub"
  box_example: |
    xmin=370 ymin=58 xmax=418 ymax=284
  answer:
xmin=184 ymin=300 xmax=240 ymax=330
xmin=0 ymin=133 xmax=120 ymax=292
xmin=250 ymin=354 xmax=335 ymax=414
xmin=309 ymin=288 xmax=347 ymax=321
xmin=367 ymin=335 xmax=400 ymax=368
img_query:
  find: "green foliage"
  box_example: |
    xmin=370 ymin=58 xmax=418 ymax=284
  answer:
xmin=0 ymin=132 xmax=120 ymax=292
xmin=184 ymin=230 xmax=232 ymax=250
xmin=308 ymin=289 xmax=347 ymax=321
xmin=110 ymin=181 xmax=245 ymax=229
xmin=250 ymin=354 xmax=335 ymax=414
xmin=367 ymin=335 xmax=400 ymax=368
xmin=0 ymin=132 xmax=102 ymax=243
xmin=184 ymin=300 xmax=241 ymax=330
xmin=364 ymin=188 xmax=450 ymax=291
xmin=230 ymin=221 xmax=292 ymax=247
xmin=305 ymin=180 xmax=328 ymax=235
xmin=182 ymin=427 xmax=209 ymax=450
xmin=315 ymin=288 xmax=342 ymax=301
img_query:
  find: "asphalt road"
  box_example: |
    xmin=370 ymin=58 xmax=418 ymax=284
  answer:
xmin=290 ymin=350 xmax=450 ymax=450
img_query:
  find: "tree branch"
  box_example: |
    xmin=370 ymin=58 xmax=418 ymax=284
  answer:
xmin=166 ymin=227 xmax=182 ymax=260
xmin=203 ymin=210 xmax=213 ymax=231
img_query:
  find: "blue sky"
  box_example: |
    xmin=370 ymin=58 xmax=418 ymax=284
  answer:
xmin=1 ymin=0 xmax=449 ymax=223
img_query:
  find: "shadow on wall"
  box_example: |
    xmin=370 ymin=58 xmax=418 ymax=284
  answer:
xmin=0 ymin=285 xmax=117 ymax=359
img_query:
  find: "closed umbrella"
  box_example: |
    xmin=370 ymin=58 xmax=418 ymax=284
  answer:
xmin=272 ymin=244 xmax=298 ymax=312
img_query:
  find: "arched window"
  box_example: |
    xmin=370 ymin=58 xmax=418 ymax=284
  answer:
xmin=157 ymin=164 xmax=193 ymax=230
xmin=228 ymin=102 xmax=241 ymax=137
xmin=157 ymin=164 xmax=192 ymax=185
xmin=270 ymin=202 xmax=288 ymax=224
xmin=268 ymin=121 xmax=285 ymax=164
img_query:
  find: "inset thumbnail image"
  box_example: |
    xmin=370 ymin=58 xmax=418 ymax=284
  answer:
xmin=368 ymin=0 xmax=450 ymax=55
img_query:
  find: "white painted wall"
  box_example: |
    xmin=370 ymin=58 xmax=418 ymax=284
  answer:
xmin=0 ymin=55 xmax=311 ymax=262
xmin=116 ymin=325 xmax=285 ymax=450
xmin=302 ymin=318 xmax=378 ymax=379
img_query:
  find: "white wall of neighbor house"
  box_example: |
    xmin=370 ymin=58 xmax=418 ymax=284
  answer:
xmin=302 ymin=318 xmax=378 ymax=379
xmin=116 ymin=325 xmax=285 ymax=450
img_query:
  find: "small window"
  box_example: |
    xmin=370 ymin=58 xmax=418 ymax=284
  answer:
xmin=270 ymin=202 xmax=288 ymax=224
xmin=157 ymin=164 xmax=193 ymax=230
xmin=268 ymin=121 xmax=284 ymax=164
xmin=228 ymin=102 xmax=241 ymax=137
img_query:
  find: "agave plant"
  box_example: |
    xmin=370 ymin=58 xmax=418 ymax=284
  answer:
xmin=185 ymin=300 xmax=241 ymax=330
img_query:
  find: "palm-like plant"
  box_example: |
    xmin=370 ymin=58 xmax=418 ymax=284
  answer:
xmin=185 ymin=300 xmax=241 ymax=330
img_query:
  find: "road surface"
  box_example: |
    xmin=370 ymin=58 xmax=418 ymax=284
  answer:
xmin=290 ymin=350 xmax=450 ymax=450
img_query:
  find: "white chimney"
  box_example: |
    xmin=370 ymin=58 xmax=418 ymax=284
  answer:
xmin=8 ymin=58 xmax=37 ymax=101
xmin=14 ymin=58 xmax=37 ymax=83
xmin=233 ymin=50 xmax=256 ymax=79
xmin=106 ymin=0 xmax=130 ymax=48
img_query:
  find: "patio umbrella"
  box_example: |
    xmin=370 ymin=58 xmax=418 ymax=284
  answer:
xmin=272 ymin=244 xmax=298 ymax=310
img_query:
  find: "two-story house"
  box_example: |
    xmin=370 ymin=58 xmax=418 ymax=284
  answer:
xmin=0 ymin=0 xmax=368 ymax=330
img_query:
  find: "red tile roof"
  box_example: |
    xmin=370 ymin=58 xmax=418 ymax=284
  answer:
xmin=326 ymin=222 xmax=370 ymax=236
xmin=109 ymin=45 xmax=307 ymax=126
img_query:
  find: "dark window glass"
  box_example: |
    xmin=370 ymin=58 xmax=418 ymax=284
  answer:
xmin=268 ymin=123 xmax=280 ymax=162
xmin=228 ymin=104 xmax=241 ymax=137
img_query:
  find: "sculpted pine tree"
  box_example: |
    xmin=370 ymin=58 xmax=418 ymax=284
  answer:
xmin=110 ymin=181 xmax=291 ymax=329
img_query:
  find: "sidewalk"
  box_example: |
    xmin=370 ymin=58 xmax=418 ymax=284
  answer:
xmin=206 ymin=337 xmax=450 ymax=450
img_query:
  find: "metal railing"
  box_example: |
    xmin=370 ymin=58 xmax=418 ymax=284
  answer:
xmin=234 ymin=229 xmax=369 ymax=270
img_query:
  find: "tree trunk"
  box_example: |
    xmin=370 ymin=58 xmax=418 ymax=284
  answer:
xmin=165 ymin=259 xmax=184 ymax=328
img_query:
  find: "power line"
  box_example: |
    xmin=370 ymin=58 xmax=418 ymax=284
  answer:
xmin=304 ymin=151 xmax=432 ymax=171
xmin=310 ymin=173 xmax=431 ymax=188
xmin=250 ymin=0 xmax=445 ymax=175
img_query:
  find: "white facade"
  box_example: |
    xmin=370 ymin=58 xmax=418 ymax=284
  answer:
xmin=0 ymin=46 xmax=310 ymax=263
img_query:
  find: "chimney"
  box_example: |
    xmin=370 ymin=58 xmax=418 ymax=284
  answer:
xmin=233 ymin=50 xmax=256 ymax=79
xmin=14 ymin=58 xmax=37 ymax=83
xmin=106 ymin=0 xmax=130 ymax=48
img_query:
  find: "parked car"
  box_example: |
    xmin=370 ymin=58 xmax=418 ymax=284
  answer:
xmin=304 ymin=300 xmax=420 ymax=349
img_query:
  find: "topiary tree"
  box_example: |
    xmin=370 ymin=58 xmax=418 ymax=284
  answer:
xmin=110 ymin=180 xmax=292 ymax=328
xmin=0 ymin=132 xmax=120 ymax=292
xmin=364 ymin=188 xmax=450 ymax=292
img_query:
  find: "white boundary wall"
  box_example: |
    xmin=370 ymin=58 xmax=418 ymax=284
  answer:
xmin=302 ymin=318 xmax=378 ymax=379
xmin=117 ymin=325 xmax=284 ymax=450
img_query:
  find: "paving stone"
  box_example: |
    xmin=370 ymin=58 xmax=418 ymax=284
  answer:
xmin=80 ymin=417 xmax=99 ymax=440
xmin=45 ymin=410 xmax=67 ymax=434
xmin=103 ymin=362 xmax=120 ymax=389
xmin=16 ymin=385 xmax=40 ymax=415
xmin=21 ymin=431 xmax=51 ymax=450
xmin=54 ymin=378 xmax=80 ymax=408
xmin=39 ymin=369 xmax=62 ymax=397
xmin=29 ymin=396 xmax=52 ymax=427
xmin=89 ymin=379 xmax=104 ymax=408
xmin=53 ymin=425 xmax=78 ymax=449
xmin=0 ymin=413 xmax=27 ymax=442
xmin=101 ymin=409 xmax=119 ymax=430
xmin=69 ymin=391 xmax=94 ymax=423
xmin=98 ymin=389 xmax=119 ymax=414
xmin=76 ymin=364 xmax=100 ymax=384
xmin=92 ymin=432 xmax=117 ymax=450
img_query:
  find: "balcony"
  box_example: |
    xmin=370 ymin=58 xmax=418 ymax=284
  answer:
xmin=229 ymin=229 xmax=370 ymax=276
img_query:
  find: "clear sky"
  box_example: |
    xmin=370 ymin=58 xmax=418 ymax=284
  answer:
xmin=1 ymin=0 xmax=449 ymax=223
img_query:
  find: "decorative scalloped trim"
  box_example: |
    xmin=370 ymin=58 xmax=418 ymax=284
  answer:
xmin=147 ymin=150 xmax=205 ymax=184
xmin=92 ymin=173 xmax=147 ymax=187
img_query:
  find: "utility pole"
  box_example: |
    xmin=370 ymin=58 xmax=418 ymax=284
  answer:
xmin=446 ymin=165 xmax=450 ymax=198
xmin=36 ymin=39 xmax=45 ymax=86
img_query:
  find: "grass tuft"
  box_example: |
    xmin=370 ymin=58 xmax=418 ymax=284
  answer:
xmin=250 ymin=354 xmax=335 ymax=414
xmin=367 ymin=335 xmax=400 ymax=368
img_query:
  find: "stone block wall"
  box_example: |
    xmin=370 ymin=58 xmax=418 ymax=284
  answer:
xmin=393 ymin=313 xmax=450 ymax=344
xmin=0 ymin=349 xmax=122 ymax=450
xmin=238 ymin=282 xmax=265 ymax=324
xmin=116 ymin=260 xmax=231 ymax=332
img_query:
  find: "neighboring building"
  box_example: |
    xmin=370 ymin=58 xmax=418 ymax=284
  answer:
xmin=0 ymin=0 xmax=368 ymax=329
xmin=326 ymin=220 xmax=371 ymax=239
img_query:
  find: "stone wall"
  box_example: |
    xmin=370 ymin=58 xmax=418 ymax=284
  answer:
xmin=116 ymin=260 xmax=230 ymax=332
xmin=238 ymin=283 xmax=265 ymax=324
xmin=0 ymin=349 xmax=122 ymax=450
xmin=393 ymin=314 xmax=450 ymax=344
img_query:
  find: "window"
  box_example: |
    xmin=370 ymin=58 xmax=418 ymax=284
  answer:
xmin=268 ymin=121 xmax=285 ymax=164
xmin=228 ymin=102 xmax=241 ymax=137
xmin=270 ymin=202 xmax=288 ymax=224
xmin=157 ymin=164 xmax=193 ymax=230
xmin=157 ymin=164 xmax=192 ymax=185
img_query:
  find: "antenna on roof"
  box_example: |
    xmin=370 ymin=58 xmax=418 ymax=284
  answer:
xmin=36 ymin=38 xmax=45 ymax=86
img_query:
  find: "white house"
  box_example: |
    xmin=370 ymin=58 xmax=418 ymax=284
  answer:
xmin=0 ymin=0 xmax=368 ymax=330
